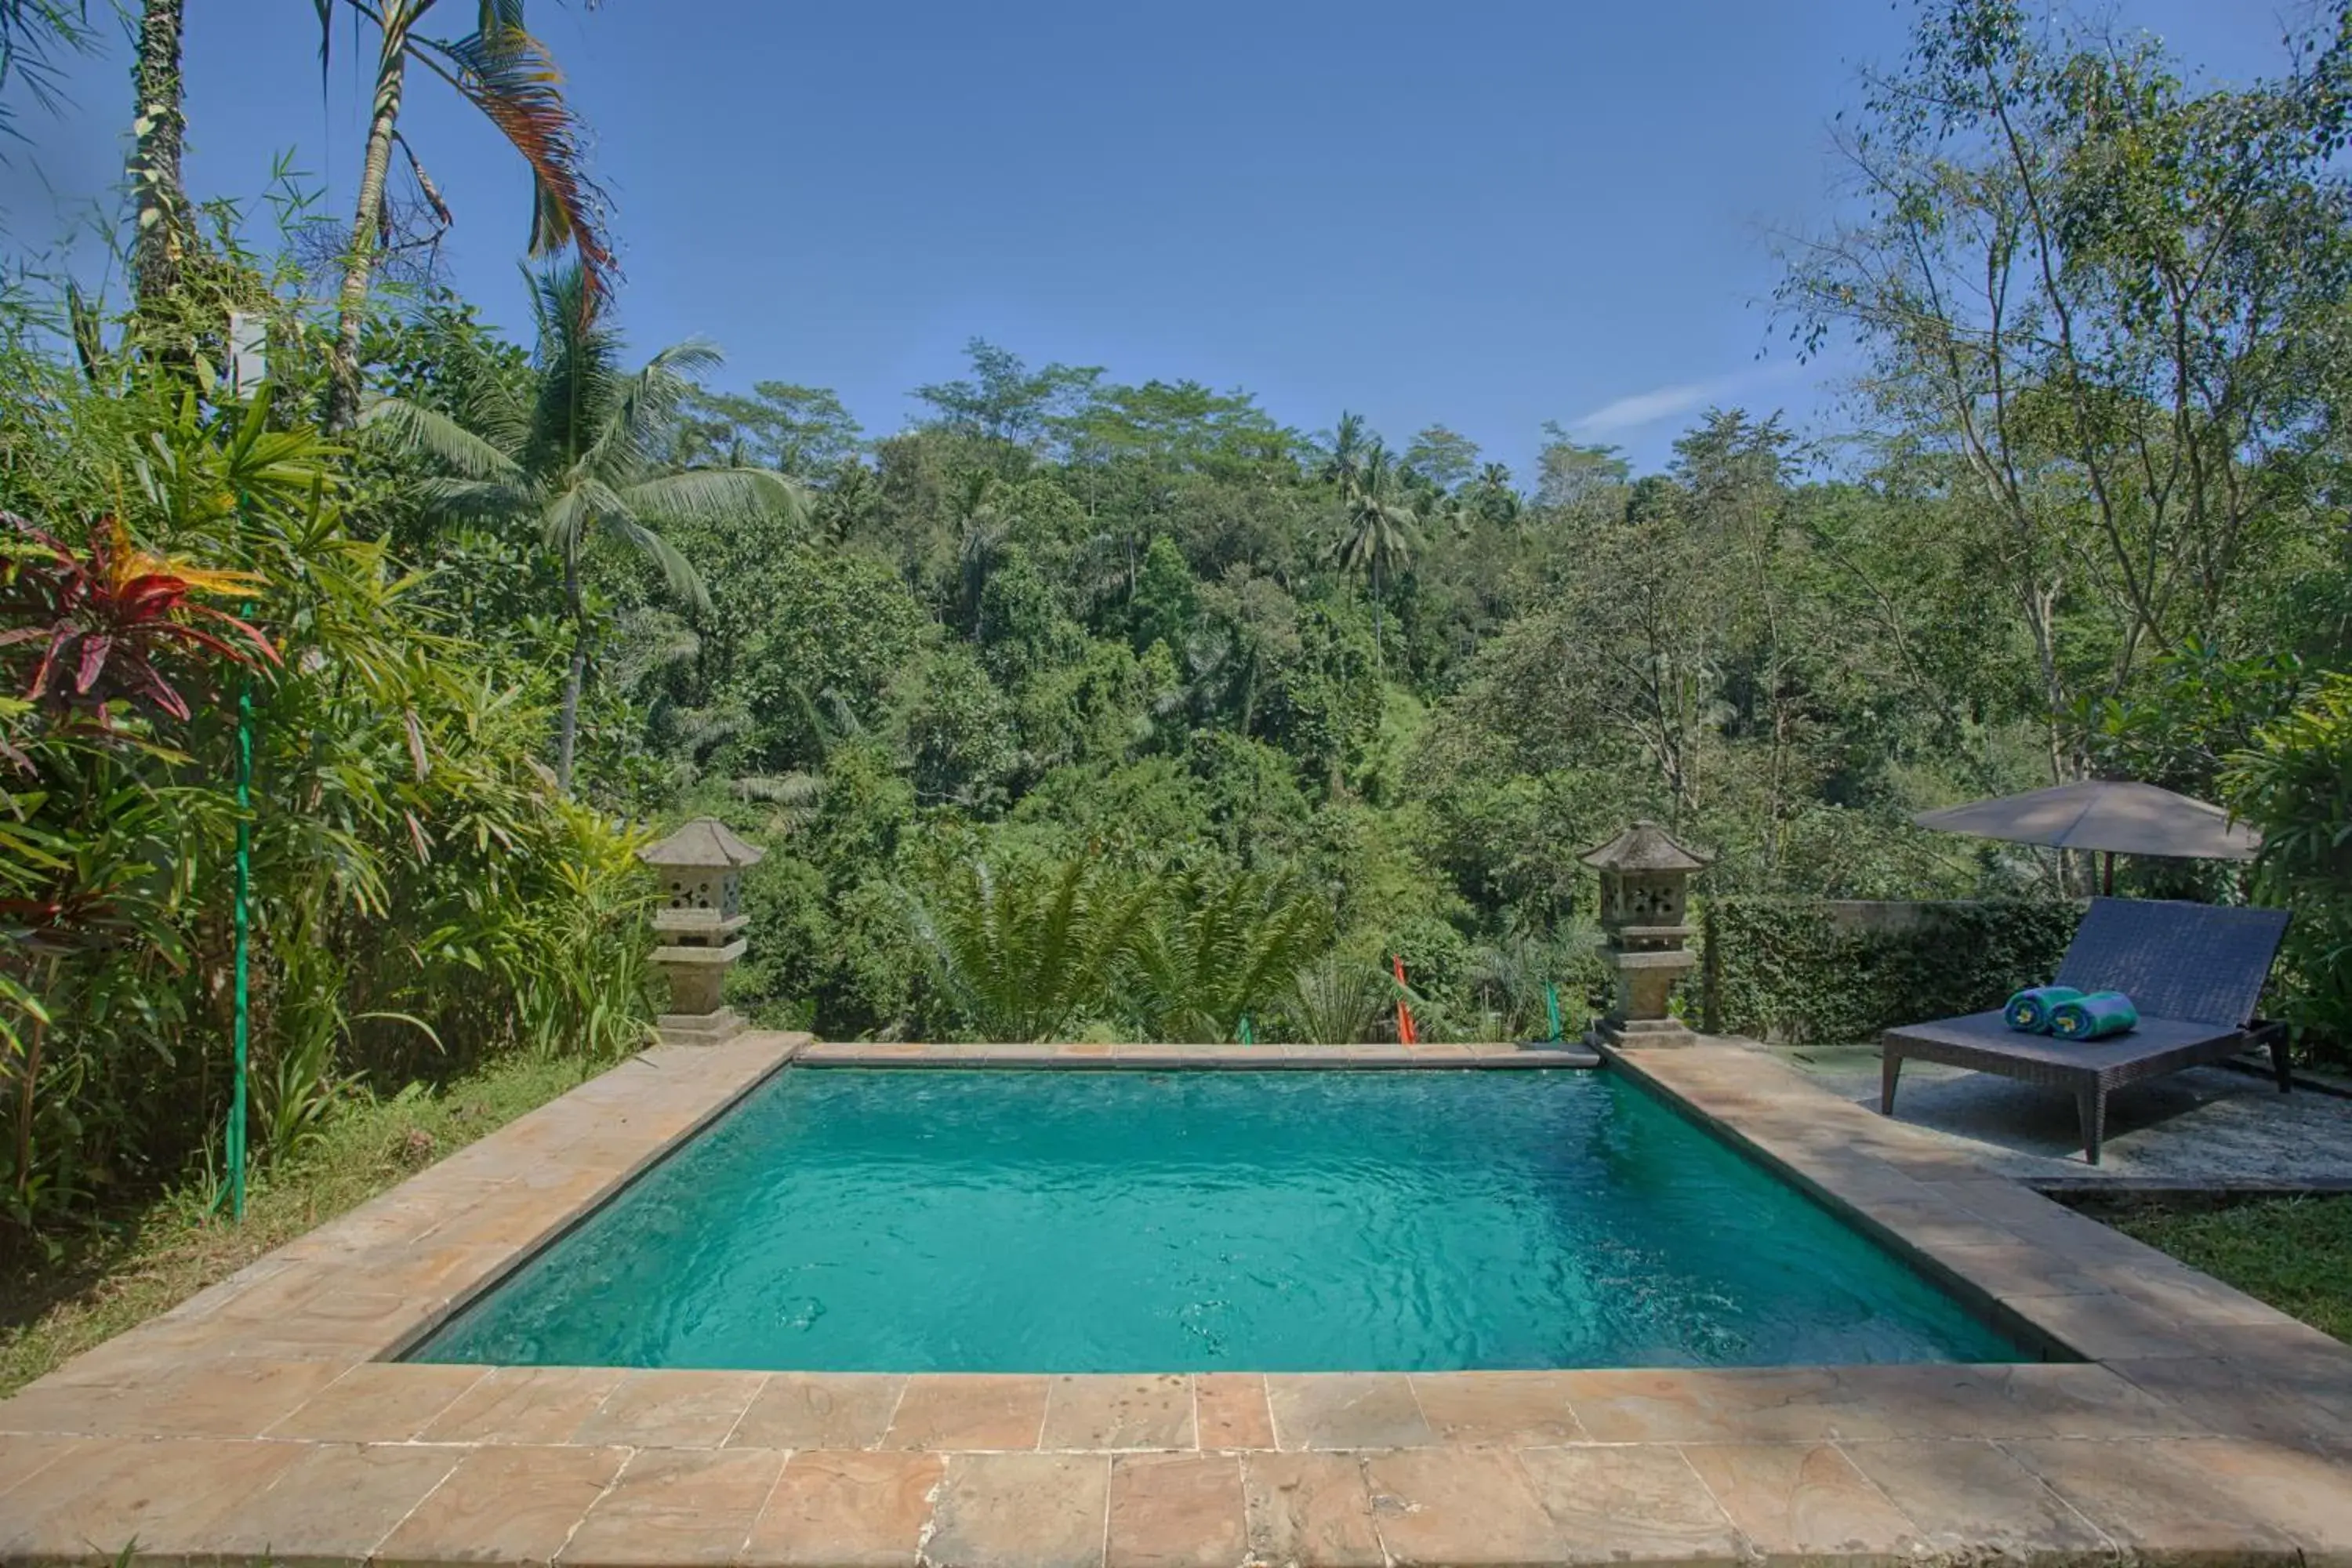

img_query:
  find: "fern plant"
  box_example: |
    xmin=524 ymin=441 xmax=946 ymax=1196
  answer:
xmin=1127 ymin=865 xmax=1329 ymax=1043
xmin=905 ymin=853 xmax=1151 ymax=1041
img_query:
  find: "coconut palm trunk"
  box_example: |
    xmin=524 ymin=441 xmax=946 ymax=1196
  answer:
xmin=557 ymin=551 xmax=587 ymax=791
xmin=129 ymin=0 xmax=187 ymax=314
xmin=325 ymin=5 xmax=413 ymax=431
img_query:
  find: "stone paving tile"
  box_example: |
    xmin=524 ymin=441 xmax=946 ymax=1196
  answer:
xmin=1517 ymin=1444 xmax=1746 ymax=1563
xmin=1831 ymin=1196 xmax=2020 ymax=1253
xmin=264 ymin=1360 xmax=491 ymax=1441
xmin=1560 ymin=1367 xmax=1904 ymax=1444
xmin=741 ymin=1450 xmax=942 ymax=1567
xmin=557 ymin=1445 xmax=789 ymax=1566
xmin=568 ymin=1369 xmax=767 ymax=1447
xmin=1675 ymin=1442 xmax=1926 ymax=1566
xmin=2111 ymin=1354 xmax=2352 ymax=1455
xmin=99 ymin=1356 xmax=352 ymax=1437
xmin=729 ymin=1373 xmax=906 ymax=1450
xmin=1361 ymin=1448 xmax=1563 ymax=1566
xmin=1406 ymin=1372 xmax=1587 ymax=1446
xmin=1998 ymin=1436 xmax=2304 ymax=1561
xmin=1836 ymin=1438 xmax=2112 ymax=1559
xmin=2002 ymin=1286 xmax=2231 ymax=1360
xmin=0 ymin=1435 xmax=83 ymax=1500
xmin=205 ymin=1439 xmax=466 ymax=1566
xmin=0 ymin=1435 xmax=306 ymax=1563
xmin=1040 ymin=1374 xmax=1195 ymax=1450
xmin=201 ymin=1287 xmax=448 ymax=1360
xmin=419 ymin=1365 xmax=630 ymax=1444
xmin=0 ymin=1377 xmax=158 ymax=1438
xmin=2151 ymin=1436 xmax=2352 ymax=1559
xmin=881 ymin=1374 xmax=1049 ymax=1450
xmin=1753 ymin=1363 xmax=2204 ymax=1442
xmin=1192 ymin=1374 xmax=1276 ymax=1451
xmin=376 ymin=1443 xmax=630 ymax=1567
xmin=1105 ymin=1452 xmax=1246 ymax=1568
xmin=1240 ymin=1451 xmax=1385 ymax=1568
xmin=1265 ymin=1374 xmax=1434 ymax=1450
xmin=1899 ymin=1239 xmax=2113 ymax=1300
xmin=924 ymin=1451 xmax=1109 ymax=1568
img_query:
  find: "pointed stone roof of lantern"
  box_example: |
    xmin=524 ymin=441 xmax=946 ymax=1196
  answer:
xmin=638 ymin=816 xmax=766 ymax=869
xmin=1580 ymin=819 xmax=1710 ymax=873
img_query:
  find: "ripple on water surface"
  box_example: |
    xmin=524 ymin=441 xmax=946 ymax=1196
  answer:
xmin=414 ymin=1068 xmax=2032 ymax=1371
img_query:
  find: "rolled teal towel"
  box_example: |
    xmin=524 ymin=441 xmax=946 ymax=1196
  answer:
xmin=2049 ymin=992 xmax=2139 ymax=1040
xmin=2004 ymin=985 xmax=2083 ymax=1033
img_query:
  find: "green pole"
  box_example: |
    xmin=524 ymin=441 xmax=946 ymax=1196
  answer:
xmin=1544 ymin=983 xmax=1563 ymax=1044
xmin=228 ymin=664 xmax=251 ymax=1221
xmin=1238 ymin=1014 xmax=1254 ymax=1046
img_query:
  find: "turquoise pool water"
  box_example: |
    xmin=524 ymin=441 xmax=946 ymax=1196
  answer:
xmin=413 ymin=1069 xmax=2032 ymax=1372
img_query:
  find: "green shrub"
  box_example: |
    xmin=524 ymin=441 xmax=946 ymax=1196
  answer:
xmin=1700 ymin=897 xmax=2082 ymax=1045
xmin=2226 ymin=673 xmax=2352 ymax=1065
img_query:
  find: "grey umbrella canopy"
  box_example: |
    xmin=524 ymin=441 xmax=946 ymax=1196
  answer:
xmin=1911 ymin=780 xmax=2260 ymax=861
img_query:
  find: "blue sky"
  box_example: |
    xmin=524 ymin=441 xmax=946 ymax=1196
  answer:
xmin=7 ymin=0 xmax=2309 ymax=476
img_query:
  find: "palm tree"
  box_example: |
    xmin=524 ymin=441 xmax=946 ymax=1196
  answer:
xmin=365 ymin=264 xmax=802 ymax=790
xmin=1469 ymin=461 xmax=1522 ymax=527
xmin=318 ymin=0 xmax=612 ymax=430
xmin=1329 ymin=441 xmax=1420 ymax=652
xmin=1318 ymin=410 xmax=1370 ymax=495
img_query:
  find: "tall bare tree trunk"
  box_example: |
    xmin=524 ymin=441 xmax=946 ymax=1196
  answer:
xmin=129 ymin=0 xmax=187 ymax=315
xmin=325 ymin=19 xmax=408 ymax=431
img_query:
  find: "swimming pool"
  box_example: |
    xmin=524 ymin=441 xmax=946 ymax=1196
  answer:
xmin=412 ymin=1068 xmax=2034 ymax=1372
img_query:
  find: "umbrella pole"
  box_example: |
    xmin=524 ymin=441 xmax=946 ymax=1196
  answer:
xmin=2101 ymin=851 xmax=2114 ymax=896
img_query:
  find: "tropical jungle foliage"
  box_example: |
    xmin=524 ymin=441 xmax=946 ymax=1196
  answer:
xmin=2 ymin=0 xmax=2350 ymax=1240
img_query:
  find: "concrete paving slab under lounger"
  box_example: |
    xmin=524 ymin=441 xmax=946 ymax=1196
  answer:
xmin=9 ymin=1028 xmax=2352 ymax=1568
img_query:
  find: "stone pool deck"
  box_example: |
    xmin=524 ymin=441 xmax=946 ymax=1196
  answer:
xmin=0 ymin=1032 xmax=2347 ymax=1566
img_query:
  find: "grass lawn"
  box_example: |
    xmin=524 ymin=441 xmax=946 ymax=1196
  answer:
xmin=2103 ymin=1194 xmax=2352 ymax=1344
xmin=0 ymin=1053 xmax=605 ymax=1396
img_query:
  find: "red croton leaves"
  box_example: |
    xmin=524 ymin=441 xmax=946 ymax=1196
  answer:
xmin=0 ymin=511 xmax=281 ymax=725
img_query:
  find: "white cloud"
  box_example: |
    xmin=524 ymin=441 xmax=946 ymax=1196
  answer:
xmin=1569 ymin=362 xmax=1805 ymax=438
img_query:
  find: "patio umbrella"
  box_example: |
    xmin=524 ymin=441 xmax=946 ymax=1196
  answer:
xmin=1911 ymin=780 xmax=2259 ymax=893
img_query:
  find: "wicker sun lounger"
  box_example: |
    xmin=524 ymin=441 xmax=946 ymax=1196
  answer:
xmin=1878 ymin=898 xmax=2292 ymax=1164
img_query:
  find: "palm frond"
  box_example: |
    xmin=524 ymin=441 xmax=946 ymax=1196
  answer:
xmin=362 ymin=394 xmax=526 ymax=482
xmin=604 ymin=510 xmax=709 ymax=613
xmin=591 ymin=340 xmax=722 ymax=477
xmin=622 ymin=466 xmax=805 ymax=528
xmin=416 ymin=24 xmax=615 ymax=315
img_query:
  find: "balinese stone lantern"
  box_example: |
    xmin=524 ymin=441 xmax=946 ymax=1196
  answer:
xmin=637 ymin=817 xmax=764 ymax=1045
xmin=1581 ymin=819 xmax=1711 ymax=1047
